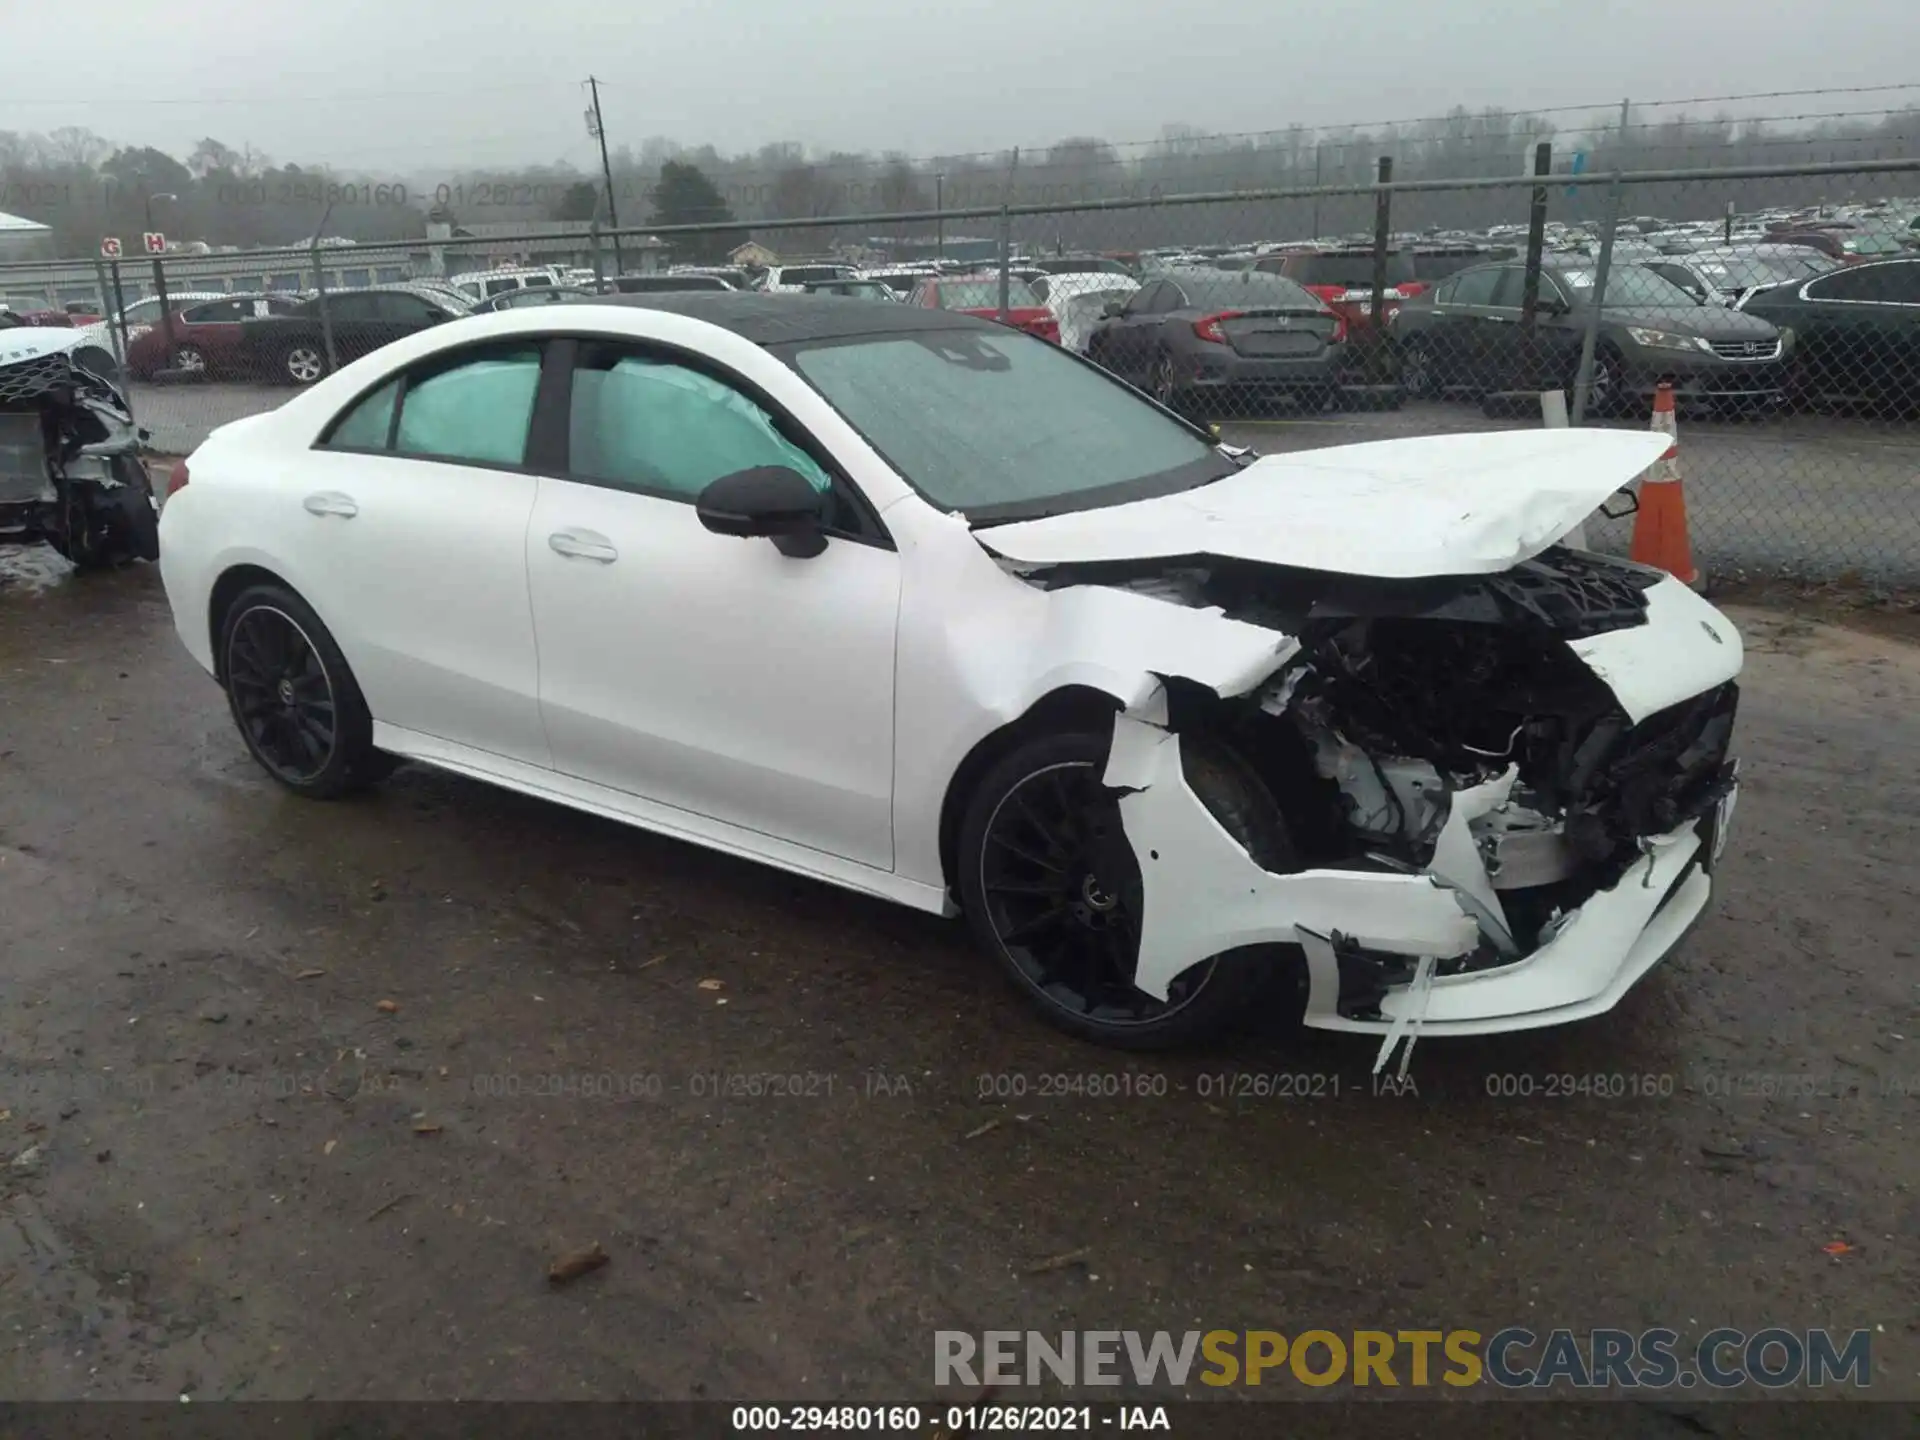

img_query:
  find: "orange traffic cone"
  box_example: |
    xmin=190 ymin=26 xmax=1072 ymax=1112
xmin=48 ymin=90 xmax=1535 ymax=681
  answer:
xmin=1629 ymin=383 xmax=1701 ymax=589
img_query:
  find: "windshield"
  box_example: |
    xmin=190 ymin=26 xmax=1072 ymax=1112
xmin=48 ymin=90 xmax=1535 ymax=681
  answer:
xmin=1032 ymin=257 xmax=1130 ymax=276
xmin=1289 ymin=253 xmax=1417 ymax=286
xmin=784 ymin=328 xmax=1229 ymax=520
xmin=1563 ymin=265 xmax=1701 ymax=306
xmin=1171 ymin=269 xmax=1324 ymax=309
xmin=934 ymin=279 xmax=1040 ymax=308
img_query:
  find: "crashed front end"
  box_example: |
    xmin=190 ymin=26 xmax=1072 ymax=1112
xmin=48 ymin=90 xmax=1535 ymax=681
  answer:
xmin=0 ymin=328 xmax=155 ymax=564
xmin=1036 ymin=545 xmax=1741 ymax=1068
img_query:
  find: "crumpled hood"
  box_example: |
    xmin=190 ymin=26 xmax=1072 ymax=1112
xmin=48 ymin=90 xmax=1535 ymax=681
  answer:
xmin=975 ymin=429 xmax=1670 ymax=579
xmin=0 ymin=326 xmax=98 ymax=368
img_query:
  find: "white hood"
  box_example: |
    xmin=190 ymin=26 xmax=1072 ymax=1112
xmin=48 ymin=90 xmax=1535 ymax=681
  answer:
xmin=977 ymin=429 xmax=1669 ymax=578
xmin=0 ymin=326 xmax=95 ymax=367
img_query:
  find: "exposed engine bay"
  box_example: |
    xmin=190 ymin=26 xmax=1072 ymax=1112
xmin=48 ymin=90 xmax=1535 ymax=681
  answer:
xmin=0 ymin=328 xmax=159 ymax=568
xmin=1024 ymin=544 xmax=1741 ymax=1043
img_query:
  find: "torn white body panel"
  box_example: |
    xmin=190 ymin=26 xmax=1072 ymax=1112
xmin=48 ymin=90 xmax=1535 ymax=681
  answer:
xmin=1568 ymin=575 xmax=1744 ymax=722
xmin=1110 ymin=708 xmax=1726 ymax=1038
xmin=976 ymin=429 xmax=1671 ymax=578
xmin=1106 ymin=717 xmax=1482 ymax=1001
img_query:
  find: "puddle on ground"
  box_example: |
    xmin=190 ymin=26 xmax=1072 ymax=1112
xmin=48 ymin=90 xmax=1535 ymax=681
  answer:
xmin=0 ymin=544 xmax=75 ymax=595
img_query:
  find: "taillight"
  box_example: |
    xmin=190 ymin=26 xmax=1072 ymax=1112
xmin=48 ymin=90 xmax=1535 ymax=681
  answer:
xmin=1192 ymin=310 xmax=1244 ymax=343
xmin=1305 ymin=285 xmax=1344 ymax=303
xmin=166 ymin=460 xmax=190 ymax=497
xmin=1396 ymin=281 xmax=1428 ymax=298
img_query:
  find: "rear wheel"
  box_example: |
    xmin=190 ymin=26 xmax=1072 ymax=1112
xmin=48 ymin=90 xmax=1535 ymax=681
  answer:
xmin=958 ymin=729 xmax=1298 ymax=1049
xmin=172 ymin=345 xmax=209 ymax=379
xmin=1150 ymin=353 xmax=1189 ymax=417
xmin=282 ymin=344 xmax=328 ymax=386
xmin=1400 ymin=340 xmax=1436 ymax=399
xmin=218 ymin=583 xmax=393 ymax=798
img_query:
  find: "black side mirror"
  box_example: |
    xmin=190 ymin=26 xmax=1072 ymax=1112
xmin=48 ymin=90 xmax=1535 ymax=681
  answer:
xmin=696 ymin=466 xmax=828 ymax=558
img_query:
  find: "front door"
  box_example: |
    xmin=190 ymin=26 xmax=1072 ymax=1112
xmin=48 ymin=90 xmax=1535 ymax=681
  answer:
xmin=526 ymin=340 xmax=901 ymax=869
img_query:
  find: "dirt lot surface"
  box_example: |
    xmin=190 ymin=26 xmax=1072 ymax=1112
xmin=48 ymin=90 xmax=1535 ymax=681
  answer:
xmin=2 ymin=557 xmax=1918 ymax=1430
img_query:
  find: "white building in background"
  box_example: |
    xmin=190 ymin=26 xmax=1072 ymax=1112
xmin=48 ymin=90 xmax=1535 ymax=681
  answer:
xmin=0 ymin=210 xmax=54 ymax=261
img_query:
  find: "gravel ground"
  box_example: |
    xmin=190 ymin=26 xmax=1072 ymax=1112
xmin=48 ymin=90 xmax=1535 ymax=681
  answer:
xmin=1 ymin=557 xmax=1917 ymax=1428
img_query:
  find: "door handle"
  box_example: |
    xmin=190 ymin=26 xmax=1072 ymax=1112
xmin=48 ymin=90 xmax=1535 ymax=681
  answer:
xmin=303 ymin=491 xmax=358 ymax=518
xmin=548 ymin=529 xmax=618 ymax=563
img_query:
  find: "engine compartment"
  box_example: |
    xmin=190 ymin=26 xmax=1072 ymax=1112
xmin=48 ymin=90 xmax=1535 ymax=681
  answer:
xmin=1056 ymin=546 xmax=1741 ymax=962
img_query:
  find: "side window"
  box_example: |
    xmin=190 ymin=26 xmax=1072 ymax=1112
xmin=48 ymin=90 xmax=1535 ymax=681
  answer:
xmin=1808 ymin=264 xmax=1914 ymax=303
xmin=1488 ymin=267 xmax=1529 ymax=308
xmin=1149 ymin=283 xmax=1186 ymax=314
xmin=184 ymin=300 xmax=244 ymax=323
xmin=1430 ymin=277 xmax=1458 ymax=304
xmin=566 ymin=343 xmax=832 ymax=502
xmin=374 ymin=293 xmax=443 ymax=323
xmin=327 ymin=293 xmax=383 ymax=322
xmin=484 ymin=277 xmax=519 ymax=297
xmin=1123 ymin=282 xmax=1167 ymax=315
xmin=1448 ymin=268 xmax=1502 ymax=307
xmin=1029 ymin=277 xmax=1051 ymax=301
xmin=322 ymin=379 xmax=400 ymax=451
xmin=393 ymin=347 xmax=542 ymax=466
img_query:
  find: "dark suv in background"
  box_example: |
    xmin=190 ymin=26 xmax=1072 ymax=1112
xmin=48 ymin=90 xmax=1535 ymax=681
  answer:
xmin=1389 ymin=260 xmax=1789 ymax=413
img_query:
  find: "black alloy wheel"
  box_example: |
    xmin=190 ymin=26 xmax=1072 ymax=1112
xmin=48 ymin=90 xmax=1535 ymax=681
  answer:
xmin=218 ymin=582 xmax=395 ymax=798
xmin=959 ymin=731 xmax=1288 ymax=1048
xmin=225 ymin=605 xmax=338 ymax=785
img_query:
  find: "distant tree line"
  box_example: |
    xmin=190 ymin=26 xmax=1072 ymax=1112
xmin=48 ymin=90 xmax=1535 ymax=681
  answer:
xmin=3 ymin=102 xmax=1916 ymax=262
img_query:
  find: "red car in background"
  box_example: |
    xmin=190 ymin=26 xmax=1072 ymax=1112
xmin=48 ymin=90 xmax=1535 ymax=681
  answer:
xmin=1256 ymin=249 xmax=1419 ymax=334
xmin=909 ymin=274 xmax=1060 ymax=342
xmin=125 ymin=293 xmax=303 ymax=381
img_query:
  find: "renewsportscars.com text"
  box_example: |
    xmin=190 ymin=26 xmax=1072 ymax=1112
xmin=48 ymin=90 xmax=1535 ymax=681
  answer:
xmin=934 ymin=1327 xmax=1871 ymax=1391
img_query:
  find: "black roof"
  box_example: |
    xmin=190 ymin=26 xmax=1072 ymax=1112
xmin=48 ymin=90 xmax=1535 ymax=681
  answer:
xmin=563 ymin=291 xmax=987 ymax=345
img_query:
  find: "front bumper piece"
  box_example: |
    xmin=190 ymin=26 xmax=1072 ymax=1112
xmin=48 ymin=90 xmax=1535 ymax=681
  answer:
xmin=1106 ymin=713 xmax=1736 ymax=1071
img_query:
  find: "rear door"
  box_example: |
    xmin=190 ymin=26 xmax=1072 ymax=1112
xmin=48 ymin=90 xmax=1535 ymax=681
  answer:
xmin=285 ymin=342 xmax=550 ymax=766
xmin=1090 ymin=280 xmax=1177 ymax=384
xmin=1418 ymin=266 xmax=1504 ymax=387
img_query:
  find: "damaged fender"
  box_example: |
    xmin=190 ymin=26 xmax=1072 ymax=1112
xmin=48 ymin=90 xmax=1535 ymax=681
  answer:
xmin=1103 ymin=706 xmax=1481 ymax=1002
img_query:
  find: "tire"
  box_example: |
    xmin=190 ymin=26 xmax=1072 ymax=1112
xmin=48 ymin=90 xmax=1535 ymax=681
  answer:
xmin=51 ymin=458 xmax=159 ymax=570
xmin=1150 ymin=352 xmax=1189 ymax=418
xmin=282 ymin=344 xmax=328 ymax=386
xmin=957 ymin=729 xmax=1298 ymax=1050
xmin=1400 ymin=340 xmax=1436 ymax=399
xmin=172 ymin=345 xmax=209 ymax=380
xmin=218 ymin=583 xmax=392 ymax=798
xmin=1588 ymin=345 xmax=1628 ymax=417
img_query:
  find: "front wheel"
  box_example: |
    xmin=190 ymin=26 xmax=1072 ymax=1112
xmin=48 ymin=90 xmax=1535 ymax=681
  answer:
xmin=218 ymin=583 xmax=393 ymax=798
xmin=957 ymin=730 xmax=1294 ymax=1049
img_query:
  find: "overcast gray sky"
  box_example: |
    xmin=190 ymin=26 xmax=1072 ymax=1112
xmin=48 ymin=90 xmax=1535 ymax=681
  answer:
xmin=7 ymin=0 xmax=1916 ymax=173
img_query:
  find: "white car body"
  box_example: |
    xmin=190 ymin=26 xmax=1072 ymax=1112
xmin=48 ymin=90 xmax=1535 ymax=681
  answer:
xmin=759 ymin=264 xmax=856 ymax=294
xmin=156 ymin=296 xmax=1742 ymax=1059
xmin=1028 ymin=272 xmax=1142 ymax=353
xmin=446 ymin=267 xmax=564 ymax=302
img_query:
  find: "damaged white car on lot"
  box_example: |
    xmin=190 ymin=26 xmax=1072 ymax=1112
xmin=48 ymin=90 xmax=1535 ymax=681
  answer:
xmin=0 ymin=322 xmax=160 ymax=568
xmin=156 ymin=293 xmax=1742 ymax=1059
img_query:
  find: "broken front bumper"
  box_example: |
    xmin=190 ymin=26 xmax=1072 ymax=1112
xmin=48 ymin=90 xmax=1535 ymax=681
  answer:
xmin=1106 ymin=709 xmax=1736 ymax=1053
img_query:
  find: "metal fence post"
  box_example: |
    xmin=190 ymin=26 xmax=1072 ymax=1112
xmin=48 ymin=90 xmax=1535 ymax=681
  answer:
xmin=311 ymin=242 xmax=338 ymax=372
xmin=998 ymin=206 xmax=1011 ymax=322
xmin=151 ymin=251 xmax=173 ymax=365
xmin=93 ymin=256 xmax=124 ymax=370
xmin=1572 ymin=101 xmax=1630 ymax=425
xmin=589 ymin=220 xmax=605 ymax=292
xmin=1517 ymin=142 xmax=1552 ymax=390
xmin=108 ymin=258 xmax=130 ymax=367
xmin=1368 ymin=155 xmax=1393 ymax=385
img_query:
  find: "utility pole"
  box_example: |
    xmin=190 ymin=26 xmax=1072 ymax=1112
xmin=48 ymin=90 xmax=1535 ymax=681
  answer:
xmin=587 ymin=77 xmax=623 ymax=277
xmin=935 ymin=173 xmax=944 ymax=262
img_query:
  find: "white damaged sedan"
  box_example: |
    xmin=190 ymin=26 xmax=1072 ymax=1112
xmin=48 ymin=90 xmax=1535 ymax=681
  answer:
xmin=157 ymin=293 xmax=1741 ymax=1058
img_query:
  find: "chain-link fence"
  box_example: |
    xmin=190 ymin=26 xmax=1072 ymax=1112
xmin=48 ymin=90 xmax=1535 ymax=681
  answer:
xmin=4 ymin=155 xmax=1916 ymax=580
